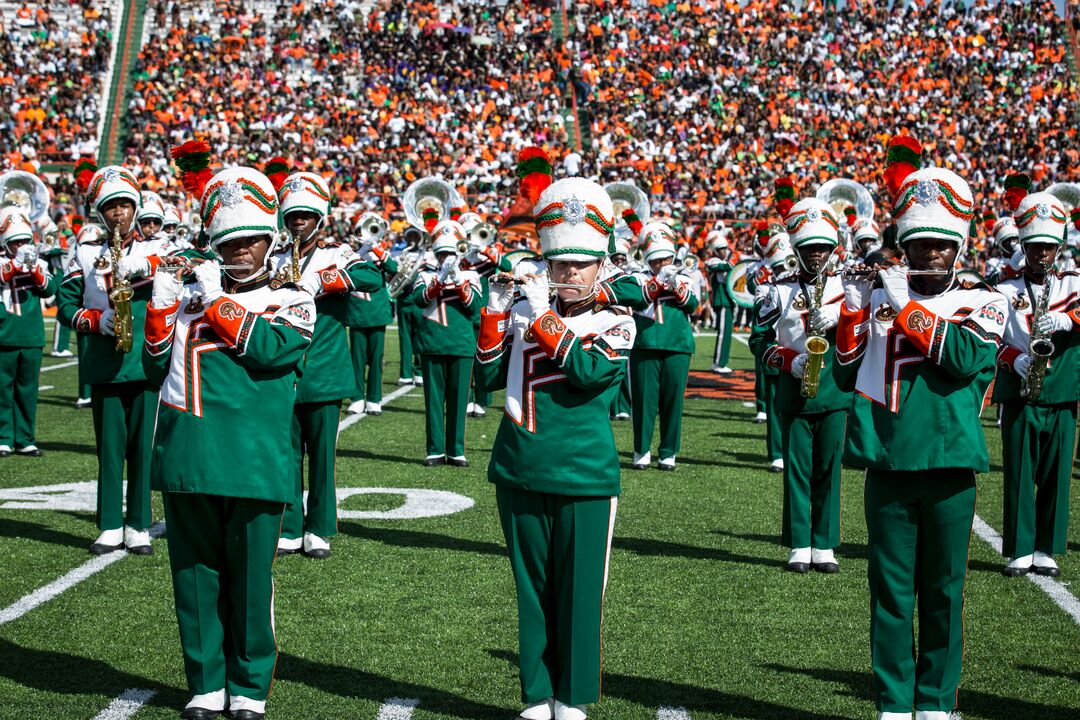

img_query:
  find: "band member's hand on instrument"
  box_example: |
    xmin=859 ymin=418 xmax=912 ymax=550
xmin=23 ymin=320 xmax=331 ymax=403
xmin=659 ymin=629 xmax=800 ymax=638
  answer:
xmin=487 ymin=275 xmax=515 ymax=313
xmin=14 ymin=243 xmax=37 ymax=270
xmin=1006 ymin=246 xmax=1025 ymax=273
xmin=656 ymin=264 xmax=679 ymax=289
xmin=447 ymin=263 xmax=463 ymax=287
xmin=479 ymin=245 xmax=500 ymax=264
xmin=369 ymin=241 xmax=389 ymax=263
xmin=1035 ymin=311 xmax=1073 ymax=335
xmin=521 ymin=273 xmax=551 ymax=321
xmin=1012 ymin=352 xmax=1033 ymax=379
xmin=193 ymin=261 xmax=224 ymax=303
xmin=879 ymin=264 xmax=911 ymax=311
xmin=152 ymin=265 xmax=185 ymax=308
xmin=437 ymin=256 xmax=455 ymax=284
xmin=789 ymin=352 xmax=808 ymax=378
xmin=809 ymin=305 xmax=840 ymax=335
xmin=842 ymin=264 xmax=874 ymax=310
xmin=100 ymin=308 xmax=117 ymax=336
xmin=117 ymin=255 xmax=152 ymax=279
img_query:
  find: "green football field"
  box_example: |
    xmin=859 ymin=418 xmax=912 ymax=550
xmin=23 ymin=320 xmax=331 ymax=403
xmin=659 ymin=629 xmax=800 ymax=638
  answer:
xmin=1 ymin=325 xmax=1078 ymax=720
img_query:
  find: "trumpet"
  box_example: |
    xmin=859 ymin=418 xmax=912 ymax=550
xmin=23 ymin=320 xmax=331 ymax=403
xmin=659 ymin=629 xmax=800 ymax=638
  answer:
xmin=678 ymin=254 xmax=700 ymax=274
xmin=438 ymin=240 xmax=472 ymax=283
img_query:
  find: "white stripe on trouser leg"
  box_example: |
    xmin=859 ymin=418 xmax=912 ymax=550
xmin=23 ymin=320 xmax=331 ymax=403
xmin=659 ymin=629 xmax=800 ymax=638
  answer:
xmin=713 ymin=309 xmax=725 ymax=365
xmin=602 ymin=497 xmax=618 ymax=592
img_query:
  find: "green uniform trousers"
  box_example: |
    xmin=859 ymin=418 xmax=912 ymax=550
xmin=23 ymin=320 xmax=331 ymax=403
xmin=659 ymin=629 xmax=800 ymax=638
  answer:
xmin=163 ymin=492 xmax=282 ymax=701
xmin=759 ymin=369 xmax=781 ymax=461
xmin=76 ymin=333 xmax=92 ymax=399
xmin=754 ymin=356 xmax=767 ymax=414
xmin=712 ymin=305 xmax=734 ymax=367
xmin=282 ymin=401 xmax=340 ymax=540
xmin=91 ymin=382 xmax=154 ymax=531
xmin=51 ymin=318 xmax=72 ymax=354
xmin=398 ymin=303 xmax=422 ymax=380
xmin=496 ymin=486 xmax=616 ymax=706
xmin=470 ymin=371 xmax=492 ymax=409
xmin=0 ymin=346 xmax=42 ymax=448
xmin=349 ymin=326 xmax=385 ymax=404
xmin=1000 ymin=401 xmax=1075 ymax=558
xmin=421 ymin=354 xmax=471 ymax=458
xmin=780 ymin=410 xmax=844 ymax=549
xmin=609 ymin=373 xmax=631 ymax=418
xmin=865 ymin=468 xmax=976 ymax=714
xmin=630 ymin=349 xmax=690 ymax=460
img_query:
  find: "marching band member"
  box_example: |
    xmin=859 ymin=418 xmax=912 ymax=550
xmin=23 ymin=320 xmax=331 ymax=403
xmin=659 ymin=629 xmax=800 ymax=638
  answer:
xmin=396 ymin=226 xmax=426 ymax=385
xmin=984 ymin=216 xmax=1021 ymax=285
xmin=749 ymin=191 xmax=848 ymax=573
xmin=345 ymin=213 xmax=395 ymax=415
xmin=851 ymin=218 xmax=882 ymax=264
xmin=704 ymin=229 xmax=738 ymax=374
xmin=834 ymin=137 xmax=1007 ymax=720
xmin=992 ymin=179 xmax=1077 ymax=578
xmin=0 ymin=209 xmax=58 ymax=456
xmin=606 ymin=237 xmax=632 ymax=420
xmin=405 ymin=221 xmax=481 ymax=466
xmin=475 ymin=166 xmax=635 ymax=720
xmin=624 ymin=222 xmax=699 ymax=471
xmin=750 ymin=223 xmax=793 ymax=471
xmin=270 ymin=169 xmax=383 ymax=559
xmin=145 ymin=163 xmax=315 ymax=720
xmin=57 ymin=160 xmax=174 ymax=554
xmin=137 ymin=190 xmax=166 ymax=238
xmin=38 ymin=218 xmax=73 ymax=358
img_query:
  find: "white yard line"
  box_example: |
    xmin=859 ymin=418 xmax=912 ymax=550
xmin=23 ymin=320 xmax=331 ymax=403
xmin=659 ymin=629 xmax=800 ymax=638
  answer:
xmin=971 ymin=516 xmax=1080 ymax=626
xmin=657 ymin=707 xmax=692 ymax=720
xmin=337 ymin=384 xmax=416 ymax=436
xmin=40 ymin=360 xmax=79 ymax=373
xmin=39 ymin=385 xmax=54 ymax=392
xmin=376 ymin=698 xmax=420 ymax=720
xmin=0 ymin=522 xmax=165 ymax=626
xmin=93 ymin=689 xmax=156 ymax=720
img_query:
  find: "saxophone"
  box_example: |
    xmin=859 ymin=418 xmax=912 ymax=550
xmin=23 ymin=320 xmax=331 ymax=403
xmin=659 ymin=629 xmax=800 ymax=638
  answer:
xmin=1022 ymin=271 xmax=1055 ymax=401
xmin=108 ymin=224 xmax=134 ymax=353
xmin=290 ymin=231 xmax=303 ymax=284
xmin=800 ymin=273 xmax=830 ymax=398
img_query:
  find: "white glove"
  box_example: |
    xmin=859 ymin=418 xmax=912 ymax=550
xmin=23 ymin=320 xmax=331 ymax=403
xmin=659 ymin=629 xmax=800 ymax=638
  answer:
xmin=437 ymin=256 xmax=455 ymax=284
xmin=809 ymin=304 xmax=840 ymax=335
xmin=447 ymin=264 xmax=463 ymax=287
xmin=1006 ymin=247 xmax=1025 ymax=272
xmin=487 ymin=278 xmax=514 ymax=313
xmin=1035 ymin=311 xmax=1073 ymax=335
xmin=879 ymin=265 xmax=911 ymax=311
xmin=117 ymin=255 xmax=151 ymax=279
xmin=656 ymin=264 xmax=680 ymax=289
xmin=298 ymin=269 xmax=321 ymax=296
xmin=521 ymin=274 xmax=551 ymax=321
xmin=842 ymin=272 xmax=873 ymax=311
xmin=193 ymin=261 xmax=224 ymax=303
xmin=151 ymin=268 xmax=184 ymax=307
xmin=100 ymin=308 xmax=116 ymax=336
xmin=14 ymin=244 xmax=37 ymax=270
xmin=1014 ymin=353 xmax=1033 ymax=380
xmin=790 ymin=352 xmax=808 ymax=378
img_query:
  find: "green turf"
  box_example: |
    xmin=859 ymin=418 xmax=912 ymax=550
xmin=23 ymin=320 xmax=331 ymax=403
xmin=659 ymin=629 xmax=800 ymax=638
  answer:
xmin=0 ymin=326 xmax=1078 ymax=719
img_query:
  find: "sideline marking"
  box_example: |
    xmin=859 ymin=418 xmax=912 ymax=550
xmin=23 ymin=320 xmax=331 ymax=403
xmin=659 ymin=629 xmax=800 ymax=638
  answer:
xmin=0 ymin=522 xmax=166 ymax=626
xmin=93 ymin=689 xmax=156 ymax=720
xmin=40 ymin=359 xmax=79 ymax=373
xmin=377 ymin=698 xmax=420 ymax=720
xmin=337 ymin=384 xmax=415 ymax=436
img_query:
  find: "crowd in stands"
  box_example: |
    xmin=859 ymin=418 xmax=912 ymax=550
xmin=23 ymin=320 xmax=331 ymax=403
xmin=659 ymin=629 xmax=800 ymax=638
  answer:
xmin=0 ymin=0 xmax=112 ymax=172
xmin=1 ymin=0 xmax=1079 ymax=252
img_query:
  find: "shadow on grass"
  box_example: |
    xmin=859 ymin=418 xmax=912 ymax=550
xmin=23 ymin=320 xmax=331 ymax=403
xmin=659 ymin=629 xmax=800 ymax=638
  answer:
xmin=336 ymin=447 xmax=425 ymax=466
xmin=613 ymin=536 xmax=776 ymax=569
xmin=1015 ymin=664 xmax=1080 ymax=684
xmin=338 ymin=522 xmax=506 ymax=558
xmin=762 ymin=663 xmax=1079 ymax=720
xmin=0 ymin=638 xmax=182 ymax=711
xmin=486 ymin=649 xmax=841 ymax=718
xmin=278 ymin=652 xmax=508 ymax=719
xmin=0 ymin=518 xmax=89 ymax=549
xmin=36 ymin=441 xmax=96 ymax=456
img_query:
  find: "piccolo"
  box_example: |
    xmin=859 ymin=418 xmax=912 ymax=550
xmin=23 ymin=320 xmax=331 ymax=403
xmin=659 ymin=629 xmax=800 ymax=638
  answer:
xmin=490 ymin=275 xmax=590 ymax=291
xmin=843 ymin=267 xmax=952 ymax=277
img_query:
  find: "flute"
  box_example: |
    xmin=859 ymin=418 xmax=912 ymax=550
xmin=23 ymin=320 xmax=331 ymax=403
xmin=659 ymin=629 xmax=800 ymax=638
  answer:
xmin=490 ymin=274 xmax=590 ymax=291
xmin=160 ymin=257 xmax=254 ymax=272
xmin=843 ymin=267 xmax=952 ymax=277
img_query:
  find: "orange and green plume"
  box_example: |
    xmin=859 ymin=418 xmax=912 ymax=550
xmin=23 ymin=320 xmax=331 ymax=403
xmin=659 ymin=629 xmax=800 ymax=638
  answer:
xmin=883 ymin=134 xmax=922 ymax=202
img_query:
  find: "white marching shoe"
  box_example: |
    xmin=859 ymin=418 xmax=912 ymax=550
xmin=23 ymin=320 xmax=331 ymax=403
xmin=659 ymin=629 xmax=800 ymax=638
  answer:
xmin=303 ymin=532 xmax=331 ymax=559
xmin=914 ymin=712 xmax=950 ymax=720
xmin=786 ymin=547 xmax=811 ymax=573
xmin=89 ymin=527 xmax=124 ymax=555
xmin=230 ymin=696 xmax=266 ymax=715
xmin=753 ymin=411 xmax=767 ymax=423
xmin=769 ymin=458 xmax=784 ymax=473
xmin=124 ymin=526 xmax=153 ymax=555
xmin=50 ymin=349 xmax=74 ymax=358
xmin=347 ymin=400 xmax=366 ymax=414
xmin=658 ymin=457 xmax=676 ymax=472
xmin=276 ymin=536 xmax=302 ymax=557
xmin=554 ymin=701 xmax=586 ymax=720
xmin=397 ymin=377 xmax=412 ymax=386
xmin=466 ymin=402 xmax=477 ymax=415
xmin=1002 ymin=554 xmax=1033 ymax=577
xmin=412 ymin=375 xmax=424 ymax=386
xmin=365 ymin=402 xmax=382 ymax=415
xmin=712 ymin=365 xmax=732 ymax=374
xmin=472 ymin=404 xmax=486 ymax=417
xmin=1032 ymin=550 xmax=1061 ymax=577
xmin=877 ymin=714 xmax=912 ymax=720
xmin=632 ymin=451 xmax=651 ymax=470
xmin=74 ymin=397 xmax=92 ymax=408
xmin=810 ymin=548 xmax=839 ymax=573
xmin=517 ymin=698 xmax=554 ymax=720
xmin=186 ymin=690 xmax=226 ymax=712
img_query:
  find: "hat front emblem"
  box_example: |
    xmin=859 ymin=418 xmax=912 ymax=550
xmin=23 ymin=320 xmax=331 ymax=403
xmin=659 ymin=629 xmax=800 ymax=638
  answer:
xmin=914 ymin=179 xmax=940 ymax=206
xmin=562 ymin=196 xmax=586 ymax=225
